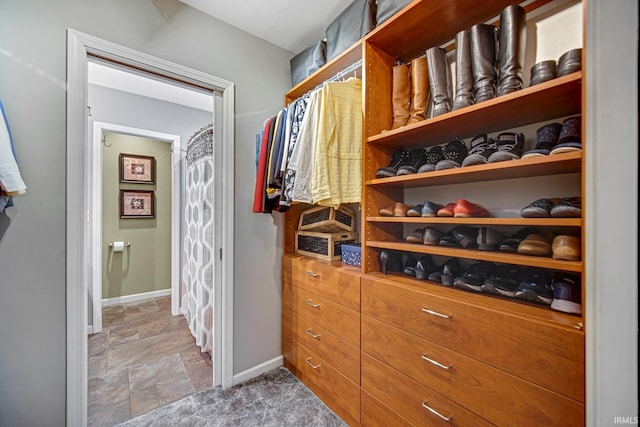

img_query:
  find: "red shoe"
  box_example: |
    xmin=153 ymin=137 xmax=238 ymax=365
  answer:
xmin=437 ymin=202 xmax=456 ymax=217
xmin=453 ymin=199 xmax=490 ymax=217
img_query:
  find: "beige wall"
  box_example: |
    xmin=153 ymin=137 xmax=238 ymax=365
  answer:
xmin=102 ymin=132 xmax=172 ymax=299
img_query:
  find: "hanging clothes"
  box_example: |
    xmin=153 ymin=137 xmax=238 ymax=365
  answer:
xmin=182 ymin=123 xmax=214 ymax=354
xmin=312 ymin=78 xmax=362 ymax=207
xmin=252 ymin=116 xmax=275 ymax=213
xmin=0 ymin=98 xmax=27 ymax=213
xmin=252 ymin=74 xmax=363 ymax=212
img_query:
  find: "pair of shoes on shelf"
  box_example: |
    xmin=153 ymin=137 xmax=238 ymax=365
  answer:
xmin=380 ymin=202 xmax=412 ymax=217
xmin=379 ymin=250 xmax=414 ymax=275
xmin=514 ymin=268 xmax=581 ymax=311
xmin=437 ymin=199 xmax=490 ymax=217
xmin=428 ymin=258 xmax=462 ymax=287
xmin=375 ymin=148 xmax=428 ymax=177
xmin=522 ymin=116 xmax=582 ymax=158
xmin=521 ymin=196 xmax=581 ymax=218
xmin=438 ymin=226 xmax=478 ymax=249
xmin=461 ymin=132 xmax=525 ymax=166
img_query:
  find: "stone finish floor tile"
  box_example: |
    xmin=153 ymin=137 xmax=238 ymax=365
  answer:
xmin=88 ymin=296 xmax=212 ymax=426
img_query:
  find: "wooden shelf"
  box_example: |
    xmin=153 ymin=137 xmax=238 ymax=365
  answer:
xmin=366 ymin=151 xmax=582 ymax=188
xmin=366 ymin=217 xmax=582 ymax=227
xmin=367 ymin=240 xmax=583 ymax=272
xmin=366 ymin=72 xmax=582 ymax=146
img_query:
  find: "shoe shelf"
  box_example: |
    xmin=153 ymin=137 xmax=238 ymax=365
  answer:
xmin=367 ymin=240 xmax=583 ymax=272
xmin=365 ymin=0 xmax=551 ymax=62
xmin=366 ymin=217 xmax=581 ymax=227
xmin=366 ymin=151 xmax=582 ymax=188
xmin=367 ymin=72 xmax=582 ymax=147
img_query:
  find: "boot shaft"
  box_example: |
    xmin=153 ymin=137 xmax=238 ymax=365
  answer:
xmin=426 ymin=47 xmax=452 ymax=117
xmin=470 ymin=23 xmax=498 ymax=103
xmin=497 ymin=4 xmax=527 ymax=96
xmin=453 ymin=29 xmax=474 ymax=110
xmin=390 ymin=63 xmax=411 ymax=129
xmin=407 ymin=57 xmax=429 ymax=125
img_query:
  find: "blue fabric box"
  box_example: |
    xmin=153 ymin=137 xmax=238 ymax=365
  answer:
xmin=341 ymin=243 xmax=361 ymax=267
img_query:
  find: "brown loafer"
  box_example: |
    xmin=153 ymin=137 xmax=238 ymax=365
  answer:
xmin=437 ymin=202 xmax=456 ymax=217
xmin=453 ymin=198 xmax=490 ymax=218
xmin=552 ymin=235 xmax=581 ymax=260
xmin=393 ymin=202 xmax=411 ymax=217
xmin=517 ymin=234 xmax=552 ymax=257
xmin=379 ymin=203 xmax=395 ymax=217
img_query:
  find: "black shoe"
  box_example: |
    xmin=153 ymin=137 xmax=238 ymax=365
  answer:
xmin=451 ymin=226 xmax=478 ymax=249
xmin=461 ymin=134 xmax=496 ymax=166
xmin=549 ymin=196 xmax=581 ymax=218
xmin=477 ymin=227 xmax=505 ymax=251
xmin=379 ymin=250 xmax=402 ymax=275
xmin=438 ymin=258 xmax=462 ymax=287
xmin=488 ymin=132 xmax=524 ymax=162
xmin=415 ymin=255 xmax=436 ymax=280
xmin=397 ymin=148 xmax=428 ymax=175
xmin=436 ymin=139 xmax=468 ymax=170
xmin=550 ymin=272 xmax=581 ymax=315
xmin=482 ymin=264 xmax=522 ymax=296
xmin=418 ymin=145 xmax=445 ymax=173
xmin=514 ymin=267 xmax=553 ymax=304
xmin=520 ymin=198 xmax=558 ymax=218
xmin=522 ymin=123 xmax=562 ymax=159
xmin=403 ymin=255 xmax=418 ymax=277
xmin=454 ymin=261 xmax=497 ymax=292
xmin=376 ymin=150 xmax=410 ymax=178
xmin=498 ymin=226 xmax=539 ymax=252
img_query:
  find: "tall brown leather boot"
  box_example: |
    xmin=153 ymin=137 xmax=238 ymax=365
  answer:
xmin=406 ymin=57 xmax=429 ymax=125
xmin=390 ymin=62 xmax=411 ymax=130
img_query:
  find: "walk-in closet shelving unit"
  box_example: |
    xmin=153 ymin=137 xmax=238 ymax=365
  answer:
xmin=283 ymin=0 xmax=586 ymax=425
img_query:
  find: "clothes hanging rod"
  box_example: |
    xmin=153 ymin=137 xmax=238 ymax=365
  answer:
xmin=304 ymin=59 xmax=363 ymax=98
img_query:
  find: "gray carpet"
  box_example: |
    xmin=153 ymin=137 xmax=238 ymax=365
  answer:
xmin=115 ymin=367 xmax=348 ymax=426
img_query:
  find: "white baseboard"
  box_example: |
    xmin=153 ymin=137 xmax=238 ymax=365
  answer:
xmin=232 ymin=355 xmax=284 ymax=386
xmin=102 ymin=288 xmax=171 ymax=307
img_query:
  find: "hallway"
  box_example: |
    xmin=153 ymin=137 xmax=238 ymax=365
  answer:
xmin=88 ymin=296 xmax=212 ymax=426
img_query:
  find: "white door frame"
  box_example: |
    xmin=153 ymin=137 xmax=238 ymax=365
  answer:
xmin=66 ymin=29 xmax=235 ymax=427
xmin=90 ymin=122 xmax=182 ymax=334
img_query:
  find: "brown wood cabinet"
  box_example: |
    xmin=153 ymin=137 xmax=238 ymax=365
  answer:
xmin=282 ymin=1 xmax=586 ymax=426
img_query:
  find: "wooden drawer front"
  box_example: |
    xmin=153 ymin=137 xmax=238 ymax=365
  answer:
xmin=361 ymin=277 xmax=584 ymax=402
xmin=283 ymin=281 xmax=360 ymax=347
xmin=282 ymin=333 xmax=360 ymax=425
xmin=282 ymin=309 xmax=360 ymax=384
xmin=362 ymin=353 xmax=494 ymax=427
xmin=362 ymin=315 xmax=585 ymax=427
xmin=282 ymin=255 xmax=360 ymax=311
xmin=361 ymin=390 xmax=413 ymax=427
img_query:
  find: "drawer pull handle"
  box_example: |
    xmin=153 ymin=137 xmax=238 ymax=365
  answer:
xmin=421 ymin=354 xmax=451 ymax=370
xmin=305 ymin=328 xmax=321 ymax=339
xmin=305 ymin=357 xmax=321 ymax=369
xmin=421 ymin=307 xmax=451 ymax=319
xmin=305 ymin=271 xmax=320 ymax=278
xmin=421 ymin=400 xmax=452 ymax=422
xmin=305 ymin=299 xmax=321 ymax=308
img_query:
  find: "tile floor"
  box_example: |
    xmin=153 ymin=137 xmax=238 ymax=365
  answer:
xmin=88 ymin=296 xmax=212 ymax=426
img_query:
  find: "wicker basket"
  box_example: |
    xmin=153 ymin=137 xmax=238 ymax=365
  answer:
xmin=295 ymin=231 xmax=359 ymax=261
xmin=298 ymin=205 xmax=356 ymax=233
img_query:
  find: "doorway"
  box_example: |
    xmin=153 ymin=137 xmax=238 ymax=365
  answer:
xmin=66 ymin=29 xmax=236 ymax=426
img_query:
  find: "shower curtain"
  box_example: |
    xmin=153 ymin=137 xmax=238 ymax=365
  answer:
xmin=182 ymin=123 xmax=214 ymax=354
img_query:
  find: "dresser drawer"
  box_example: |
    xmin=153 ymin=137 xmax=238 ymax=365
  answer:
xmin=361 ymin=277 xmax=584 ymax=402
xmin=282 ymin=333 xmax=360 ymax=425
xmin=282 ymin=308 xmax=360 ymax=384
xmin=283 ymin=281 xmax=360 ymax=347
xmin=282 ymin=254 xmax=360 ymax=311
xmin=362 ymin=315 xmax=584 ymax=427
xmin=361 ymin=390 xmax=413 ymax=427
xmin=362 ymin=353 xmax=494 ymax=427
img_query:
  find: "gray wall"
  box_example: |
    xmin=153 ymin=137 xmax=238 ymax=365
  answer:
xmin=0 ymin=1 xmax=289 ymax=425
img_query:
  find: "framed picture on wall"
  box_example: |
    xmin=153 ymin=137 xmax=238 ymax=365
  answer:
xmin=120 ymin=190 xmax=155 ymax=218
xmin=119 ymin=153 xmax=156 ymax=184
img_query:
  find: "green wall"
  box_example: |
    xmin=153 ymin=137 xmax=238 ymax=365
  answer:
xmin=102 ymin=132 xmax=172 ymax=299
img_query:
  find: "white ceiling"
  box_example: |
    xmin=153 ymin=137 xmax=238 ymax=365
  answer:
xmin=88 ymin=61 xmax=214 ymax=112
xmin=177 ymin=0 xmax=353 ymax=53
